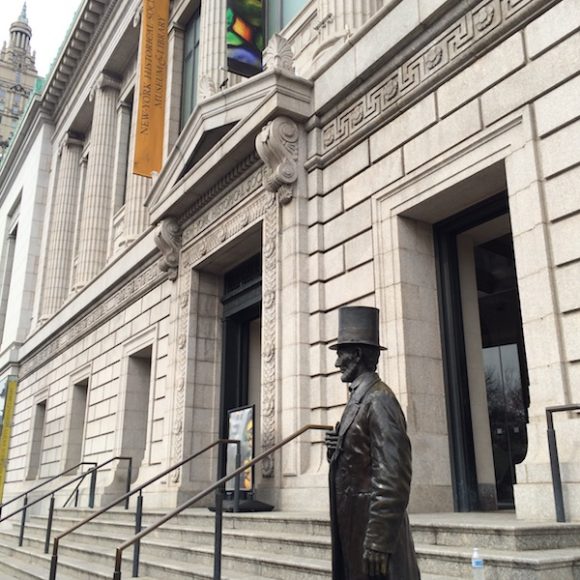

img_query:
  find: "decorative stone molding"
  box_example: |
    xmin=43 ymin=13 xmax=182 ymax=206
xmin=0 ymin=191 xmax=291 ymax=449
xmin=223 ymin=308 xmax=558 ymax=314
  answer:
xmin=260 ymin=195 xmax=278 ymax=477
xmin=321 ymin=0 xmax=551 ymax=155
xmin=182 ymin=165 xmax=265 ymax=244
xmin=170 ymin=186 xmax=277 ymax=480
xmin=177 ymin=153 xmax=261 ymax=228
xmin=20 ymin=261 xmax=166 ymax=378
xmin=256 ymin=117 xmax=299 ymax=206
xmin=198 ymin=75 xmax=218 ymax=101
xmin=154 ymin=218 xmax=182 ymax=281
xmin=263 ymin=34 xmax=295 ymax=74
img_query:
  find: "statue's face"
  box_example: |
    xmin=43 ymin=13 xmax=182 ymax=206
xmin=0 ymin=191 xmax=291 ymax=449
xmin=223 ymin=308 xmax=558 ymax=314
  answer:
xmin=335 ymin=347 xmax=361 ymax=383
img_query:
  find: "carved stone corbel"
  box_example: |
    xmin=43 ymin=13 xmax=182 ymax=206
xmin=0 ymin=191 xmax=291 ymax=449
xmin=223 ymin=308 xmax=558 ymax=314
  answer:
xmin=154 ymin=218 xmax=182 ymax=281
xmin=255 ymin=117 xmax=299 ymax=206
xmin=263 ymin=34 xmax=295 ymax=73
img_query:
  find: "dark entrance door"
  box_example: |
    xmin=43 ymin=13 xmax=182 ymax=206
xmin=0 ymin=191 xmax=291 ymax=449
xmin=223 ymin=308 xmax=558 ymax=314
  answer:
xmin=434 ymin=194 xmax=530 ymax=511
xmin=220 ymin=254 xmax=262 ymax=441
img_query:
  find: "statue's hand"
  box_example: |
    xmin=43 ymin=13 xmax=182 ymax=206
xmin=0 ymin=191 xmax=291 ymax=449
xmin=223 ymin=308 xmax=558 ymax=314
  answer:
xmin=362 ymin=548 xmax=390 ymax=577
xmin=325 ymin=423 xmax=340 ymax=462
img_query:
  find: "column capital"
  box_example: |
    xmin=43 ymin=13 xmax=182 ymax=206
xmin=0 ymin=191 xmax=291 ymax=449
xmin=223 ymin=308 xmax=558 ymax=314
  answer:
xmin=89 ymin=72 xmax=121 ymax=101
xmin=255 ymin=116 xmax=299 ymax=205
xmin=58 ymin=131 xmax=84 ymax=156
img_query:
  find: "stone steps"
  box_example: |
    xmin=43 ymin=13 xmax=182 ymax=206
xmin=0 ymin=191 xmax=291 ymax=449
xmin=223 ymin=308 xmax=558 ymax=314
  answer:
xmin=0 ymin=507 xmax=579 ymax=579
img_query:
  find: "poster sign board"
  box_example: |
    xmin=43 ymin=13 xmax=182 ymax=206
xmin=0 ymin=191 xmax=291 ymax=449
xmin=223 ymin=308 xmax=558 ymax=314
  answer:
xmin=226 ymin=404 xmax=254 ymax=492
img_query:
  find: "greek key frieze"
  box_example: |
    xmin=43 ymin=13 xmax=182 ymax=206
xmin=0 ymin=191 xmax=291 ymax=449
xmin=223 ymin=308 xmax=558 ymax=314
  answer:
xmin=321 ymin=0 xmax=540 ymax=152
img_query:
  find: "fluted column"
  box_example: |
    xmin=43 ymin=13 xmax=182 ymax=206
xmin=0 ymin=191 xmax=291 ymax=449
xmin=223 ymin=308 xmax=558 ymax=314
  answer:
xmin=317 ymin=0 xmax=381 ymax=40
xmin=74 ymin=73 xmax=120 ymax=289
xmin=40 ymin=133 xmax=84 ymax=318
xmin=199 ymin=0 xmax=227 ymax=89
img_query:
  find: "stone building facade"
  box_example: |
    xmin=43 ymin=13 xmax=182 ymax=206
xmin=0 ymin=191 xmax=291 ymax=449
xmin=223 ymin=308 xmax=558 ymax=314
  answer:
xmin=0 ymin=0 xmax=578 ymax=521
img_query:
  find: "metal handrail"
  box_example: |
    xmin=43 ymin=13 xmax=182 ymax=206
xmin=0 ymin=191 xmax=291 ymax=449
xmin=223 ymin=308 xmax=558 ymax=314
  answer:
xmin=546 ymin=404 xmax=580 ymax=522
xmin=112 ymin=424 xmax=333 ymax=580
xmin=0 ymin=456 xmax=132 ymax=554
xmin=49 ymin=439 xmax=242 ymax=580
xmin=0 ymin=461 xmax=96 ymax=520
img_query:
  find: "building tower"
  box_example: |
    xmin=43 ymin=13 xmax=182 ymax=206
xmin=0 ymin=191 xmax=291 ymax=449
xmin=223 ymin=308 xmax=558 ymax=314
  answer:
xmin=0 ymin=3 xmax=39 ymax=157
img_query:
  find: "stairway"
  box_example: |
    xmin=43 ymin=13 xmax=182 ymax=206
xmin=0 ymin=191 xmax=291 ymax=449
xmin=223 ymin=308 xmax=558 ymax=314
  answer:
xmin=0 ymin=507 xmax=579 ymax=579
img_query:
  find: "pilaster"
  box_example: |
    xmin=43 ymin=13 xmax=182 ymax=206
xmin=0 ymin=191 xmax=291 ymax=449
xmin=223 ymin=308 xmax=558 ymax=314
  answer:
xmin=316 ymin=0 xmax=381 ymax=40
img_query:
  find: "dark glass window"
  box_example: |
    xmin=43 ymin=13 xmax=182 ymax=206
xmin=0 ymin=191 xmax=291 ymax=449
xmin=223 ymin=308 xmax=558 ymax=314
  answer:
xmin=180 ymin=10 xmax=201 ymax=130
xmin=267 ymin=0 xmax=307 ymax=36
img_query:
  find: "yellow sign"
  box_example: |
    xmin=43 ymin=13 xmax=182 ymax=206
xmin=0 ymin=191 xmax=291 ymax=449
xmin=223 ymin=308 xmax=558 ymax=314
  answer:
xmin=0 ymin=378 xmax=18 ymax=502
xmin=133 ymin=0 xmax=170 ymax=177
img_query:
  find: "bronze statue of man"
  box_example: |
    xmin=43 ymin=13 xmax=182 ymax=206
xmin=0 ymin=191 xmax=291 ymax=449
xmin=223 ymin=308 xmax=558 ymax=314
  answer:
xmin=326 ymin=306 xmax=421 ymax=579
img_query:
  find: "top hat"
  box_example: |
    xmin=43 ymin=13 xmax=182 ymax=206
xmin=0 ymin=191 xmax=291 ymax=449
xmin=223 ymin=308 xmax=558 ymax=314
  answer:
xmin=329 ymin=306 xmax=387 ymax=350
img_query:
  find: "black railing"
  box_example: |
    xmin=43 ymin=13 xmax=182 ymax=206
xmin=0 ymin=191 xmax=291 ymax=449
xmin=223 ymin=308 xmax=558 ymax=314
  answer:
xmin=0 ymin=456 xmax=132 ymax=554
xmin=0 ymin=461 xmax=96 ymax=521
xmin=112 ymin=424 xmax=333 ymax=580
xmin=546 ymin=404 xmax=580 ymax=523
xmin=49 ymin=439 xmax=241 ymax=580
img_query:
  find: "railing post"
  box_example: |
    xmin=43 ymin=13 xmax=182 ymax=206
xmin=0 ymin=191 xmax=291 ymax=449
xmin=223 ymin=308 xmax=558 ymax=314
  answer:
xmin=133 ymin=492 xmax=143 ymax=577
xmin=18 ymin=494 xmax=28 ymax=547
xmin=88 ymin=467 xmax=97 ymax=509
xmin=114 ymin=547 xmax=123 ymax=580
xmin=49 ymin=539 xmax=59 ymax=580
xmin=125 ymin=458 xmax=133 ymax=510
xmin=547 ymin=408 xmax=566 ymax=522
xmin=234 ymin=442 xmax=241 ymax=513
xmin=213 ymin=485 xmax=224 ymax=580
xmin=75 ymin=487 xmax=79 ymax=507
xmin=44 ymin=494 xmax=56 ymax=554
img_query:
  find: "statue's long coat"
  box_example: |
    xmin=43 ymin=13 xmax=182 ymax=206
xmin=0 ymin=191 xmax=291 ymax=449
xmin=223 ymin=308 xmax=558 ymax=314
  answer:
xmin=328 ymin=372 xmax=421 ymax=580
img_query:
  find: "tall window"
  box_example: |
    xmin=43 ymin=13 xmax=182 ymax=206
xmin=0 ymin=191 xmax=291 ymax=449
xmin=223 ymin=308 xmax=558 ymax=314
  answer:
xmin=180 ymin=10 xmax=201 ymax=130
xmin=0 ymin=201 xmax=19 ymax=345
xmin=267 ymin=0 xmax=307 ymax=36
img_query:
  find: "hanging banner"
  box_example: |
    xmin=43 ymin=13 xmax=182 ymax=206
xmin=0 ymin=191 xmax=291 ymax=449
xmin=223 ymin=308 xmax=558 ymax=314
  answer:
xmin=0 ymin=377 xmax=18 ymax=502
xmin=226 ymin=0 xmax=265 ymax=77
xmin=133 ymin=0 xmax=170 ymax=177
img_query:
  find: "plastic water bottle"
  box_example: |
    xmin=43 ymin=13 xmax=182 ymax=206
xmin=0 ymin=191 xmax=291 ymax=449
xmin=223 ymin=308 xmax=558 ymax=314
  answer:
xmin=471 ymin=547 xmax=485 ymax=579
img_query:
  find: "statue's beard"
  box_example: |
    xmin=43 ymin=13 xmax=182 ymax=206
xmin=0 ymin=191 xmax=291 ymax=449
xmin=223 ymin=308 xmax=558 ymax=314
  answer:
xmin=339 ymin=360 xmax=358 ymax=383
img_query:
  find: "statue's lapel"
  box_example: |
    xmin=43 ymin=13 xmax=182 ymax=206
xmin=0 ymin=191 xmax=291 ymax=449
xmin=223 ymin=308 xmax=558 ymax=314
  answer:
xmin=337 ymin=373 xmax=378 ymax=438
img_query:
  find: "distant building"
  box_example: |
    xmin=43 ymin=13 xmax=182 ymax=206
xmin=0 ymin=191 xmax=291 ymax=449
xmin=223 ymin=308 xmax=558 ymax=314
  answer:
xmin=0 ymin=4 xmax=39 ymax=159
xmin=0 ymin=0 xmax=578 ymax=526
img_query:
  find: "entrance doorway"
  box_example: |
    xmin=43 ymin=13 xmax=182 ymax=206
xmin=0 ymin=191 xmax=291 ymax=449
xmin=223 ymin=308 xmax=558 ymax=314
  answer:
xmin=435 ymin=194 xmax=530 ymax=511
xmin=220 ymin=254 xmax=262 ymax=458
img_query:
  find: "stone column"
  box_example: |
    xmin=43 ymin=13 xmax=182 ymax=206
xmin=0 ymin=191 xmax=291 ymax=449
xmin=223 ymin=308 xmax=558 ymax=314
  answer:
xmin=40 ymin=133 xmax=84 ymax=319
xmin=199 ymin=0 xmax=227 ymax=88
xmin=317 ymin=0 xmax=381 ymax=40
xmin=74 ymin=73 xmax=120 ymax=289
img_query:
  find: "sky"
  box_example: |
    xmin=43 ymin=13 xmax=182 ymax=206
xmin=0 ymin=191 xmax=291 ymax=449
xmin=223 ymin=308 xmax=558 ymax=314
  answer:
xmin=0 ymin=0 xmax=83 ymax=77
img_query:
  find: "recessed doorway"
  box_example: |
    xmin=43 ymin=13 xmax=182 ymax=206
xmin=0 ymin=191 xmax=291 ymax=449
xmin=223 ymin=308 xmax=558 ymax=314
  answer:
xmin=435 ymin=194 xmax=530 ymax=511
